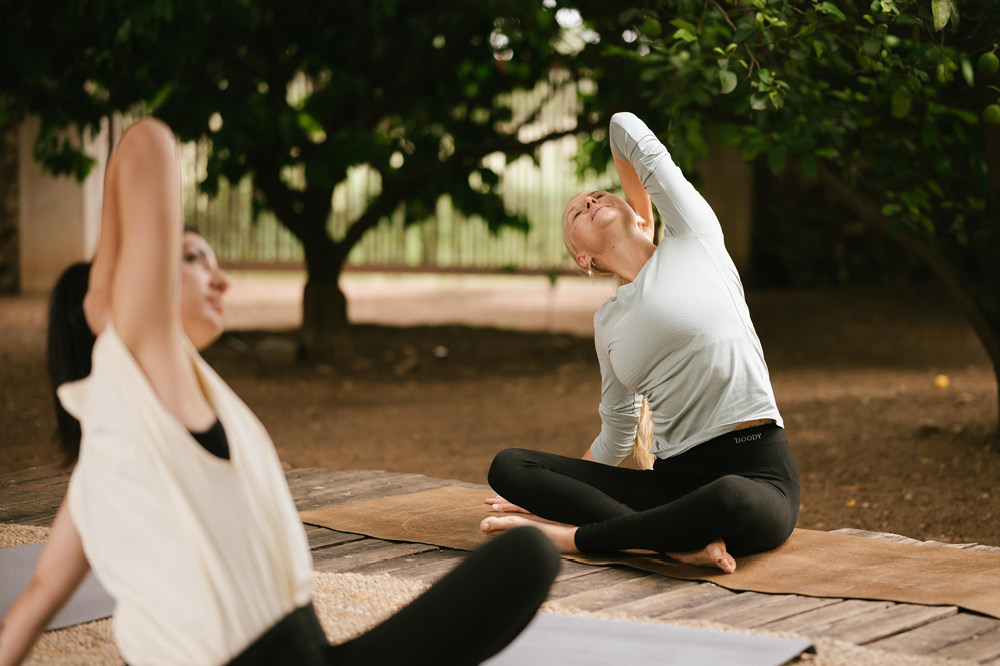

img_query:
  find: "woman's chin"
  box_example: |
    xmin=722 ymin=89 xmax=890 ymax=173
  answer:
xmin=185 ymin=316 xmax=225 ymax=351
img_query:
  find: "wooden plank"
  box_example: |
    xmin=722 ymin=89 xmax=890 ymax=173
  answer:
xmin=714 ymin=594 xmax=842 ymax=628
xmin=311 ymin=538 xmax=438 ymax=573
xmin=672 ymin=590 xmax=794 ymax=622
xmin=547 ymin=568 xmax=653 ymax=602
xmin=283 ymin=468 xmax=348 ymax=494
xmin=822 ymin=604 xmax=958 ymax=644
xmin=0 ymin=482 xmax=67 ymax=510
xmin=347 ymin=547 xmax=466 ymax=581
xmin=0 ymin=465 xmax=70 ymax=491
xmin=654 ymin=586 xmax=742 ymax=619
xmin=553 ymin=573 xmax=694 ymax=613
xmin=930 ymin=626 xmax=1000 ymax=663
xmin=867 ymin=613 xmax=1000 ymax=655
xmin=294 ymin=476 xmax=455 ymax=512
xmin=610 ymin=582 xmax=733 ymax=619
xmin=0 ymin=499 xmax=63 ymax=526
xmin=303 ymin=524 xmax=365 ymax=551
xmin=762 ymin=599 xmax=895 ymax=634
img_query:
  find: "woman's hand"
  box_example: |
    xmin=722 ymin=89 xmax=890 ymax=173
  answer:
xmin=483 ymin=496 xmax=528 ymax=513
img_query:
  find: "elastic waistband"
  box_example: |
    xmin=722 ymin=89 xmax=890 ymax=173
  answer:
xmin=722 ymin=423 xmax=784 ymax=446
xmin=655 ymin=423 xmax=786 ymax=467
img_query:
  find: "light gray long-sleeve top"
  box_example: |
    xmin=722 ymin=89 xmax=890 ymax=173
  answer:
xmin=588 ymin=112 xmax=782 ymax=466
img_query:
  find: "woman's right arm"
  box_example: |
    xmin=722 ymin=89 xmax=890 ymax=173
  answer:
xmin=0 ymin=502 xmax=90 ymax=666
xmin=588 ymin=332 xmax=642 ymax=466
xmin=82 ymin=158 xmax=122 ymax=336
xmin=95 ymin=118 xmax=214 ymax=431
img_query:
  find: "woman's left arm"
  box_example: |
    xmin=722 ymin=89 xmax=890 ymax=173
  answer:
xmin=0 ymin=502 xmax=90 ymax=666
xmin=613 ymin=153 xmax=655 ymax=236
xmin=609 ymin=112 xmax=721 ymax=238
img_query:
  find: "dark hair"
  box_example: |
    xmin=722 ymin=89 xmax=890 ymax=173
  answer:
xmin=46 ymin=262 xmax=96 ymax=465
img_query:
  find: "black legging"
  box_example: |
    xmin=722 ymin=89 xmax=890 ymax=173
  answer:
xmin=488 ymin=424 xmax=799 ymax=557
xmin=228 ymin=526 xmax=559 ymax=666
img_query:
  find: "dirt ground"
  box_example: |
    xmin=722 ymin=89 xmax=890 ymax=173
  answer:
xmin=1 ymin=274 xmax=998 ymax=547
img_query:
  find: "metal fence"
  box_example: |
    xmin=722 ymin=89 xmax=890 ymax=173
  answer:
xmin=178 ymin=82 xmax=615 ymax=274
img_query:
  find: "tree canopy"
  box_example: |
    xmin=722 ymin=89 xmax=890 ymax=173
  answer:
xmin=560 ymin=0 xmax=1000 ymax=425
xmin=2 ymin=0 xmax=596 ymax=356
xmin=5 ymin=0 xmax=1000 ymax=417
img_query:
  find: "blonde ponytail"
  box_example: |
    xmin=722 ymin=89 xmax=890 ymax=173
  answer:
xmin=620 ymin=397 xmax=655 ymax=470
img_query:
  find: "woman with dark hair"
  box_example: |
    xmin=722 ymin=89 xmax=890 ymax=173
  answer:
xmin=1 ymin=118 xmax=558 ymax=666
xmin=46 ymin=262 xmax=96 ymax=460
xmin=46 ymin=228 xmax=228 ymax=463
xmin=482 ymin=112 xmax=799 ymax=574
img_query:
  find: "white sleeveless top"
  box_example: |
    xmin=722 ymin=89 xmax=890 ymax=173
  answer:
xmin=59 ymin=325 xmax=312 ymax=666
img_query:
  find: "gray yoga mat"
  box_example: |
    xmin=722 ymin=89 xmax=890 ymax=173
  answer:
xmin=0 ymin=542 xmax=115 ymax=630
xmin=484 ymin=613 xmax=812 ymax=666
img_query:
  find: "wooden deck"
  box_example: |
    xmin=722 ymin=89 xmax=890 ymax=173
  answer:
xmin=2 ymin=464 xmax=999 ymax=664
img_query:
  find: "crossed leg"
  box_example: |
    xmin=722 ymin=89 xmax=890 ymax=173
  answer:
xmin=483 ymin=448 xmax=796 ymax=574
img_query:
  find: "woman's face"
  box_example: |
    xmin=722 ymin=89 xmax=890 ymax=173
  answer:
xmin=562 ymin=190 xmax=646 ymax=268
xmin=180 ymin=232 xmax=229 ymax=350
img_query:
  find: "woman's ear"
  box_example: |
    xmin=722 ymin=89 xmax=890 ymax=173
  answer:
xmin=576 ymin=254 xmax=591 ymax=270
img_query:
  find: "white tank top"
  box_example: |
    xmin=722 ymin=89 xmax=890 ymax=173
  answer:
xmin=59 ymin=325 xmax=312 ymax=665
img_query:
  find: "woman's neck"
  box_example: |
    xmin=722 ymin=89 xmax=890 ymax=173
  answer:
xmin=605 ymin=237 xmax=656 ymax=283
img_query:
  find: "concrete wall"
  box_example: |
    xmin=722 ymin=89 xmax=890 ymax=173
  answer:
xmin=17 ymin=117 xmax=110 ymax=294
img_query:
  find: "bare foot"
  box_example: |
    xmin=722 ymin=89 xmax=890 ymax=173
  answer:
xmin=480 ymin=516 xmax=580 ymax=554
xmin=666 ymin=539 xmax=736 ymax=574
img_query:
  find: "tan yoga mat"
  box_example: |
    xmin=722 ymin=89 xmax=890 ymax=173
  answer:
xmin=299 ymin=485 xmax=1000 ymax=619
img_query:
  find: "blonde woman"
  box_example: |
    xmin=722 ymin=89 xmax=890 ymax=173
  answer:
xmin=0 ymin=118 xmax=557 ymax=666
xmin=482 ymin=112 xmax=798 ymax=574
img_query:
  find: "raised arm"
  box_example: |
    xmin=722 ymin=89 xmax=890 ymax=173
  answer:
xmin=609 ymin=112 xmax=721 ymax=238
xmin=88 ymin=118 xmax=214 ymax=431
xmin=612 ymin=153 xmax=655 ymax=232
xmin=0 ymin=503 xmax=89 ymax=666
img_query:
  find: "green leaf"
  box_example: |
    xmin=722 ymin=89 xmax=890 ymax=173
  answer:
xmin=961 ymin=59 xmax=975 ymax=87
xmin=880 ymin=203 xmax=902 ymax=216
xmin=931 ymin=0 xmax=951 ymax=31
xmin=719 ymin=69 xmax=738 ymax=94
xmin=673 ymin=27 xmax=696 ymax=43
xmin=643 ymin=18 xmax=663 ymax=38
xmin=670 ymin=19 xmax=697 ymax=34
xmin=750 ymin=93 xmax=769 ymax=110
xmin=817 ymin=2 xmax=846 ymax=21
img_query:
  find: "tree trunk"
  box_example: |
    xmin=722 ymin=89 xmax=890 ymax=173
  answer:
xmin=0 ymin=123 xmax=20 ymax=293
xmin=300 ymin=237 xmax=351 ymax=362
